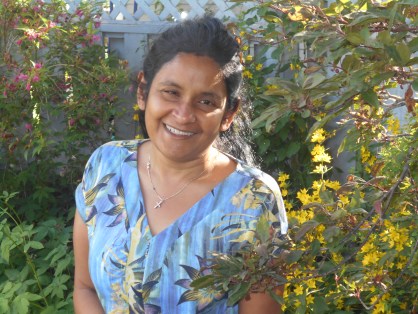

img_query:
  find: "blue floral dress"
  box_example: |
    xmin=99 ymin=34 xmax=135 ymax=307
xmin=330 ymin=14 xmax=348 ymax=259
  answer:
xmin=75 ymin=140 xmax=288 ymax=314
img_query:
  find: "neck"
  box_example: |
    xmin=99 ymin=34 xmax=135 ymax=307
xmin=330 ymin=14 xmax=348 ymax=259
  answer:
xmin=147 ymin=144 xmax=217 ymax=181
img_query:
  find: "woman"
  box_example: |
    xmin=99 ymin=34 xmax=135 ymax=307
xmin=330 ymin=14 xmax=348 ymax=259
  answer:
xmin=73 ymin=16 xmax=288 ymax=313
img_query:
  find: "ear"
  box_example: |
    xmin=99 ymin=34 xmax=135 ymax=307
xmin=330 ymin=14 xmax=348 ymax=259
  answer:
xmin=136 ymin=71 xmax=147 ymax=110
xmin=220 ymin=99 xmax=240 ymax=132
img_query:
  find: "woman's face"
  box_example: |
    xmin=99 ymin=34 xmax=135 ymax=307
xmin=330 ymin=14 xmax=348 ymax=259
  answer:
xmin=138 ymin=53 xmax=236 ymax=162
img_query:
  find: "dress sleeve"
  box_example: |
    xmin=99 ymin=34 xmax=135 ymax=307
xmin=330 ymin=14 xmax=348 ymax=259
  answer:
xmin=74 ymin=145 xmax=104 ymax=223
xmin=259 ymin=172 xmax=288 ymax=236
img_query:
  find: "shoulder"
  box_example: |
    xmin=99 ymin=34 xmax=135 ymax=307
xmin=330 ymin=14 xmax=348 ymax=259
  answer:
xmin=82 ymin=140 xmax=142 ymax=186
xmin=87 ymin=140 xmax=140 ymax=165
xmin=233 ymin=162 xmax=288 ymax=235
xmin=236 ymin=162 xmax=281 ymax=196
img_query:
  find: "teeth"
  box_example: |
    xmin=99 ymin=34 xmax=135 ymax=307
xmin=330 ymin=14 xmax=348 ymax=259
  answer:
xmin=166 ymin=125 xmax=194 ymax=136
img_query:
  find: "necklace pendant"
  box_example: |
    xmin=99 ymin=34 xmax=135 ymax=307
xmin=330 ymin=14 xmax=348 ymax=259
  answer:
xmin=154 ymin=199 xmax=163 ymax=209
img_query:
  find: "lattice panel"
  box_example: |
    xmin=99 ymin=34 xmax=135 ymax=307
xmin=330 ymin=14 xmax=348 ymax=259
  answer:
xmin=100 ymin=0 xmax=240 ymax=22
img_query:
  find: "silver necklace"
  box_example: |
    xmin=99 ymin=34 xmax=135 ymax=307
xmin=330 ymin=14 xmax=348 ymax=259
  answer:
xmin=146 ymin=155 xmax=209 ymax=209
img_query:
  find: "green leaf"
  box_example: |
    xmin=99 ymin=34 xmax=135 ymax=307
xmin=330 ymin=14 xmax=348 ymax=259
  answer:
xmin=1 ymin=239 xmax=12 ymax=264
xmin=323 ymin=226 xmax=341 ymax=242
xmin=190 ymin=275 xmax=215 ymax=289
xmin=313 ymin=296 xmax=330 ymax=312
xmin=227 ymin=282 xmax=251 ymax=306
xmin=0 ymin=298 xmax=9 ymax=313
xmin=310 ymin=239 xmax=321 ymax=256
xmin=412 ymin=79 xmax=418 ymax=92
xmin=408 ymin=36 xmax=418 ymax=53
xmin=12 ymin=297 xmax=29 ymax=314
xmin=267 ymin=288 xmax=284 ymax=304
xmin=318 ymin=261 xmax=336 ymax=274
xmin=284 ymin=250 xmax=304 ymax=263
xmin=377 ymin=30 xmax=393 ymax=46
xmin=295 ymin=220 xmax=320 ymax=241
xmin=301 ymin=109 xmax=311 ymax=118
xmin=361 ymin=89 xmax=380 ymax=107
xmin=330 ymin=209 xmax=348 ymax=221
xmin=23 ymin=241 xmax=44 ymax=253
xmin=21 ymin=292 xmax=42 ymax=302
xmin=256 ymin=213 xmax=270 ymax=243
xmin=346 ymin=33 xmax=364 ymax=45
xmin=302 ymin=73 xmax=326 ymax=89
xmin=319 ymin=189 xmax=334 ymax=203
xmin=396 ymin=43 xmax=411 ymax=65
xmin=286 ymin=142 xmax=300 ymax=158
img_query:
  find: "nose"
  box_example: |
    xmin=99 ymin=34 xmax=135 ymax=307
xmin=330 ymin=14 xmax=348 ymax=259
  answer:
xmin=172 ymin=102 xmax=196 ymax=123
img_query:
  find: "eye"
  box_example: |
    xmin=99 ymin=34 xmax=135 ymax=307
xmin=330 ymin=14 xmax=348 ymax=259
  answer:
xmin=161 ymin=89 xmax=179 ymax=100
xmin=198 ymin=99 xmax=214 ymax=106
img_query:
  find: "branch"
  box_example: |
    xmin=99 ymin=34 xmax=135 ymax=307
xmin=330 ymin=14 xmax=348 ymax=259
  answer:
xmin=382 ymin=146 xmax=415 ymax=214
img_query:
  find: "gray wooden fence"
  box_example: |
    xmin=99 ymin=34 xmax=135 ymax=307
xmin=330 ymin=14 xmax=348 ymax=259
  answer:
xmin=64 ymin=0 xmax=249 ymax=139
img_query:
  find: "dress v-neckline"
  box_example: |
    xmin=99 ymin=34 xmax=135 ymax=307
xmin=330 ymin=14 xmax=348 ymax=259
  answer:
xmin=134 ymin=139 xmax=242 ymax=238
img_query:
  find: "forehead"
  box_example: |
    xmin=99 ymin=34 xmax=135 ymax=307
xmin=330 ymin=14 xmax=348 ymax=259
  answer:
xmin=153 ymin=53 xmax=226 ymax=90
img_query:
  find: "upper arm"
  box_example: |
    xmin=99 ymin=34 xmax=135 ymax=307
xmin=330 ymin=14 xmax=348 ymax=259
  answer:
xmin=238 ymin=287 xmax=283 ymax=314
xmin=73 ymin=210 xmax=94 ymax=290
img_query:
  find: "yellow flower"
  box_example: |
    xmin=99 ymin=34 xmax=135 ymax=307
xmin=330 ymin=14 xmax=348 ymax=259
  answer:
xmin=132 ymin=103 xmax=140 ymax=111
xmin=284 ymin=200 xmax=293 ymax=210
xmin=255 ymin=63 xmax=263 ymax=71
xmin=312 ymin=180 xmax=323 ymax=191
xmin=362 ymin=251 xmax=380 ymax=266
xmin=387 ymin=116 xmax=400 ymax=134
xmin=306 ymin=279 xmax=316 ymax=289
xmin=245 ymin=55 xmax=253 ymax=62
xmin=338 ymin=194 xmax=350 ymax=205
xmin=311 ymin=128 xmax=326 ymax=143
xmin=278 ymin=173 xmax=290 ymax=183
xmin=243 ymin=70 xmax=253 ymax=79
xmin=312 ymin=164 xmax=331 ymax=174
xmin=312 ymin=151 xmax=332 ymax=163
xmin=133 ymin=113 xmax=139 ymax=121
xmin=294 ymin=285 xmax=304 ymax=296
xmin=297 ymin=188 xmax=311 ymax=205
xmin=311 ymin=144 xmax=325 ymax=157
xmin=281 ymin=189 xmax=288 ymax=197
xmin=242 ymin=45 xmax=249 ymax=51
xmin=306 ymin=294 xmax=314 ymax=304
xmin=325 ymin=180 xmax=341 ymax=190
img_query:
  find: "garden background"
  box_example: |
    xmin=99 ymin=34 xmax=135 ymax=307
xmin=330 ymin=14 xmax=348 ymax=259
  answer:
xmin=0 ymin=0 xmax=416 ymax=313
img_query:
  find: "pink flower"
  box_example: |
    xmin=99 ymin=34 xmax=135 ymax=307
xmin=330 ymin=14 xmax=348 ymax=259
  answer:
xmin=3 ymin=91 xmax=7 ymax=97
xmin=25 ymin=83 xmax=31 ymax=91
xmin=25 ymin=123 xmax=33 ymax=132
xmin=68 ymin=118 xmax=76 ymax=127
xmin=33 ymin=6 xmax=40 ymax=12
xmin=75 ymin=9 xmax=84 ymax=17
xmin=48 ymin=21 xmax=57 ymax=28
xmin=32 ymin=75 xmax=40 ymax=82
xmin=92 ymin=34 xmax=101 ymax=42
xmin=25 ymin=29 xmax=40 ymax=41
xmin=16 ymin=39 xmax=23 ymax=45
xmin=15 ymin=73 xmax=29 ymax=82
xmin=34 ymin=63 xmax=42 ymax=69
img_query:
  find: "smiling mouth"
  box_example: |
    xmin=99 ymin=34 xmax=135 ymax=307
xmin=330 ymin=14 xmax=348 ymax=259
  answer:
xmin=165 ymin=124 xmax=195 ymax=136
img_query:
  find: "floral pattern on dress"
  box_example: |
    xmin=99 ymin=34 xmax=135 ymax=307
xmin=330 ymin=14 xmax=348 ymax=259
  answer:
xmin=75 ymin=140 xmax=288 ymax=313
